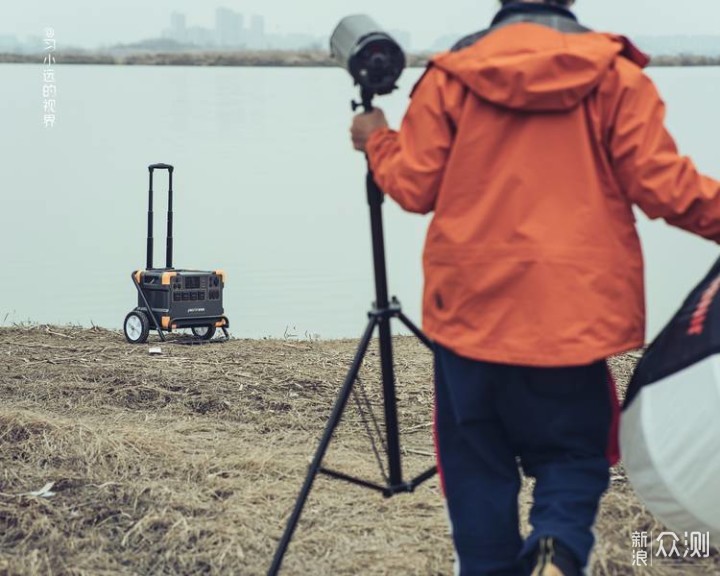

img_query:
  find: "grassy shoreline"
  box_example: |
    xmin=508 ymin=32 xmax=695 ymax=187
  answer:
xmin=0 ymin=324 xmax=717 ymax=574
xmin=7 ymin=50 xmax=720 ymax=67
xmin=2 ymin=50 xmax=427 ymax=67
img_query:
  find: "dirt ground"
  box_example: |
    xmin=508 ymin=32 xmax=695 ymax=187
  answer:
xmin=0 ymin=325 xmax=717 ymax=575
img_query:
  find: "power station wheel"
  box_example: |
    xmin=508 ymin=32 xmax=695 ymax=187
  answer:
xmin=124 ymin=310 xmax=151 ymax=344
xmin=191 ymin=325 xmax=216 ymax=341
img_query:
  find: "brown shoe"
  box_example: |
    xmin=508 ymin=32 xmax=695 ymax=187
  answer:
xmin=531 ymin=537 xmax=582 ymax=576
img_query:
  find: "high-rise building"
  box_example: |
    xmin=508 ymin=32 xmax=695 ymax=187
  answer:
xmin=249 ymin=15 xmax=266 ymax=48
xmin=237 ymin=14 xmax=245 ymax=45
xmin=187 ymin=26 xmax=214 ymax=47
xmin=216 ymin=7 xmax=243 ymax=47
xmin=169 ymin=12 xmax=187 ymax=43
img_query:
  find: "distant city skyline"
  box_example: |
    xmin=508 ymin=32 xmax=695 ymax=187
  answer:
xmin=1 ymin=3 xmax=435 ymax=51
xmin=161 ymin=8 xmax=414 ymax=52
xmin=162 ymin=8 xmax=271 ymax=49
xmin=8 ymin=0 xmax=720 ymax=51
xmin=0 ymin=7 xmax=412 ymax=53
xmin=4 ymin=1 xmax=720 ymax=55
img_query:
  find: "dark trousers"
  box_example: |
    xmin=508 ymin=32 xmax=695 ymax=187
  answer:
xmin=434 ymin=343 xmax=618 ymax=576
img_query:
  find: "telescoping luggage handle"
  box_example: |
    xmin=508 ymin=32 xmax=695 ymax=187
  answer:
xmin=147 ymin=163 xmax=174 ymax=270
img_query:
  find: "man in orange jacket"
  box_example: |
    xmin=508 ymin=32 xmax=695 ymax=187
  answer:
xmin=351 ymin=1 xmax=720 ymax=575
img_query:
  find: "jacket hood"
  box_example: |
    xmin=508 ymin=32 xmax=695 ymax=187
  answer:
xmin=431 ymin=24 xmax=649 ymax=112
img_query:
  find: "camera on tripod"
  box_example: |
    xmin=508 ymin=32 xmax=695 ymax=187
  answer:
xmin=330 ymin=15 xmax=406 ymax=102
xmin=269 ymin=15 xmax=436 ymax=576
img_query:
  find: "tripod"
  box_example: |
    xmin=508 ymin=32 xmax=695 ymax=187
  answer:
xmin=267 ymin=95 xmax=437 ymax=576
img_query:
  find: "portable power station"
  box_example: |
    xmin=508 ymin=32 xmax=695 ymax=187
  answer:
xmin=123 ymin=163 xmax=230 ymax=344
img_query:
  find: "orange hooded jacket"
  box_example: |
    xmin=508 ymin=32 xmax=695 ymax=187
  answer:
xmin=366 ymin=22 xmax=720 ymax=367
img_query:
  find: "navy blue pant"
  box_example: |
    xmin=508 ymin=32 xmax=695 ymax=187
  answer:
xmin=434 ymin=344 xmax=616 ymax=575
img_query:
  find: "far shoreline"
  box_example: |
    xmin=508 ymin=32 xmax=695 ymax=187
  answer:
xmin=6 ymin=50 xmax=720 ymax=68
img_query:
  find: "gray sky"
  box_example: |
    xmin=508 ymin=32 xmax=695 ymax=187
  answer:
xmin=8 ymin=0 xmax=720 ymax=48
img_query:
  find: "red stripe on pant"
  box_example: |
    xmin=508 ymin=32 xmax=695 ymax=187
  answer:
xmin=605 ymin=364 xmax=621 ymax=467
xmin=433 ymin=391 xmax=447 ymax=495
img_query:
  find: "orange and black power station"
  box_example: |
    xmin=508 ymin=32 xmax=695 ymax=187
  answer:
xmin=123 ymin=164 xmax=230 ymax=344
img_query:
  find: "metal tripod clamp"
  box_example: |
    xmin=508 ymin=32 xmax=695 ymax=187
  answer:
xmin=352 ymin=87 xmax=376 ymax=113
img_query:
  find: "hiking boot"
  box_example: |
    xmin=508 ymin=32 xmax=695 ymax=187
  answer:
xmin=531 ymin=537 xmax=582 ymax=576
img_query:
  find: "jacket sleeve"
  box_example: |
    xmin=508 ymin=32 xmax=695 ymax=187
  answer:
xmin=365 ymin=67 xmax=459 ymax=215
xmin=609 ymin=66 xmax=720 ymax=242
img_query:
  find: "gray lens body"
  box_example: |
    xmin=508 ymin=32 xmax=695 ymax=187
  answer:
xmin=330 ymin=15 xmax=406 ymax=95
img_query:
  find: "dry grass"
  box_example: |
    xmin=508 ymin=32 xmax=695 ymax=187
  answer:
xmin=0 ymin=325 xmax=717 ymax=575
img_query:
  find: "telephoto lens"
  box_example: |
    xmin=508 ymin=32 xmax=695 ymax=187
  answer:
xmin=330 ymin=15 xmax=406 ymax=96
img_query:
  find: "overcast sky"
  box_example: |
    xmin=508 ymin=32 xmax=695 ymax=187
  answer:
xmin=7 ymin=0 xmax=720 ymax=48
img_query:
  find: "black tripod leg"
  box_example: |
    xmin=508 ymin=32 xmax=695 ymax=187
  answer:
xmin=268 ymin=317 xmax=378 ymax=576
xmin=396 ymin=312 xmax=438 ymax=488
xmin=398 ymin=312 xmax=433 ymax=350
xmin=409 ymin=465 xmax=438 ymax=489
xmin=378 ymin=315 xmax=403 ymax=487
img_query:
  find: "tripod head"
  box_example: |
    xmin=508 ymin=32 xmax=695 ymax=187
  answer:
xmin=330 ymin=15 xmax=406 ymax=113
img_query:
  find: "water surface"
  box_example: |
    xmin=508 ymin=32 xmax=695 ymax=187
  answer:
xmin=2 ymin=64 xmax=719 ymax=341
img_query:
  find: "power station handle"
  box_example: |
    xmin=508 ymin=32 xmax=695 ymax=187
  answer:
xmin=147 ymin=164 xmax=175 ymax=270
xmin=149 ymin=163 xmax=174 ymax=171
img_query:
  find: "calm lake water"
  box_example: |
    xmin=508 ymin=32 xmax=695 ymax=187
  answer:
xmin=2 ymin=64 xmax=720 ymax=341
